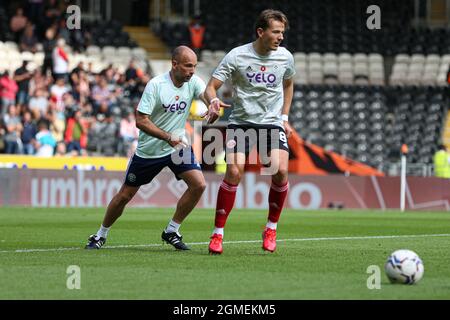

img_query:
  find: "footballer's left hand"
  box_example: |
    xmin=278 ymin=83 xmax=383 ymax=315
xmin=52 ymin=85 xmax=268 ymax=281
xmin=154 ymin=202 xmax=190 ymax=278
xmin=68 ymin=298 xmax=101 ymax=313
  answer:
xmin=283 ymin=121 xmax=293 ymax=138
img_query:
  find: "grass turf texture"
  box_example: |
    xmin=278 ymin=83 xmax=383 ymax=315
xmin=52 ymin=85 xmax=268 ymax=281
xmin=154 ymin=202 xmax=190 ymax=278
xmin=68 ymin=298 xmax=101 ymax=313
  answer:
xmin=0 ymin=207 xmax=450 ymax=299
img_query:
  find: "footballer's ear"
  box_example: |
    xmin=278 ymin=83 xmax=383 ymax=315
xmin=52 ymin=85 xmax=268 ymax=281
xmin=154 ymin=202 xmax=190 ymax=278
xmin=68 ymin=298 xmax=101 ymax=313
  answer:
xmin=256 ymin=27 xmax=265 ymax=38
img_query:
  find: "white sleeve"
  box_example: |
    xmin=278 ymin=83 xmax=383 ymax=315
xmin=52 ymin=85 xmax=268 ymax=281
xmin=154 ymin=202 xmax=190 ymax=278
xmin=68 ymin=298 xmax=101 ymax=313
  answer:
xmin=137 ymin=81 xmax=158 ymax=115
xmin=192 ymin=75 xmax=207 ymax=99
xmin=283 ymin=52 xmax=296 ymax=79
xmin=212 ymin=50 xmax=236 ymax=82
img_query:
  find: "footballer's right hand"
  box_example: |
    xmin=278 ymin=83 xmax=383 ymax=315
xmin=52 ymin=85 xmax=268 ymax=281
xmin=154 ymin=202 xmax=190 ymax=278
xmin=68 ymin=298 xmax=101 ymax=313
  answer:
xmin=167 ymin=133 xmax=188 ymax=148
xmin=204 ymin=98 xmax=231 ymax=124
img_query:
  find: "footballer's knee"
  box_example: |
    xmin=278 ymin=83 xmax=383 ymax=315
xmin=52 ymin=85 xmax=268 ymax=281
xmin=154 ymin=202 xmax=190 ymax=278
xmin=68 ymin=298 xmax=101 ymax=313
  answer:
xmin=225 ymin=165 xmax=242 ymax=184
xmin=190 ymin=180 xmax=206 ymax=195
xmin=115 ymin=189 xmax=135 ymax=205
xmin=273 ymin=168 xmax=288 ymax=185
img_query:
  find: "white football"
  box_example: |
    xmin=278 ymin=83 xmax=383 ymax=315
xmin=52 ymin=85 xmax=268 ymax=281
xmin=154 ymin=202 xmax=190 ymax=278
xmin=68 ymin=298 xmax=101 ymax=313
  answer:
xmin=385 ymin=249 xmax=424 ymax=284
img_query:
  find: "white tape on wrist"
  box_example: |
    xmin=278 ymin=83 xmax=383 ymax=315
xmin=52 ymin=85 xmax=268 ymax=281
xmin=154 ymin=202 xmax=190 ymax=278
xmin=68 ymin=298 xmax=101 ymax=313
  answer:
xmin=281 ymin=114 xmax=289 ymax=122
xmin=210 ymin=97 xmax=220 ymax=104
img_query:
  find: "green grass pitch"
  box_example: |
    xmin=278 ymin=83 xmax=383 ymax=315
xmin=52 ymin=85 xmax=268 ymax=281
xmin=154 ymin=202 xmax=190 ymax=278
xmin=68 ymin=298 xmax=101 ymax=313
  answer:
xmin=1 ymin=207 xmax=450 ymax=299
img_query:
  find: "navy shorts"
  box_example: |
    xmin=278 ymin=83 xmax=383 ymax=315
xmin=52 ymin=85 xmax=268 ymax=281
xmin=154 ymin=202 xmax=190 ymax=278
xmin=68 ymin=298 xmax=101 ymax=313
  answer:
xmin=225 ymin=124 xmax=289 ymax=156
xmin=124 ymin=147 xmax=201 ymax=187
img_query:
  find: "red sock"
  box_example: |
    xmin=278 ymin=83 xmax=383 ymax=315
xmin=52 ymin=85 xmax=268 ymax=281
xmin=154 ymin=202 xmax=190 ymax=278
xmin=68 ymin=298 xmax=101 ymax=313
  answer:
xmin=268 ymin=181 xmax=289 ymax=223
xmin=214 ymin=180 xmax=238 ymax=228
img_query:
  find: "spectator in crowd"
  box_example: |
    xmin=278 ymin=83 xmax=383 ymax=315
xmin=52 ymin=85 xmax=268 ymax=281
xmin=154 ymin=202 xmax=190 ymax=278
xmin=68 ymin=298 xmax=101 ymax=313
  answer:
xmin=14 ymin=60 xmax=33 ymax=106
xmin=103 ymin=64 xmax=120 ymax=88
xmin=135 ymin=72 xmax=151 ymax=96
xmin=27 ymin=0 xmax=45 ymax=26
xmin=52 ymin=38 xmax=69 ymax=81
xmin=42 ymin=27 xmax=57 ymax=77
xmin=49 ymin=76 xmax=69 ymax=113
xmin=0 ymin=71 xmax=19 ymax=118
xmin=119 ymin=110 xmax=139 ymax=157
xmin=54 ymin=140 xmax=68 ymax=156
xmin=64 ymin=108 xmax=88 ymax=155
xmin=21 ymin=110 xmax=37 ymax=154
xmin=28 ymin=88 xmax=49 ymax=118
xmin=42 ymin=0 xmax=62 ymax=31
xmin=188 ymin=15 xmax=206 ymax=56
xmin=29 ymin=67 xmax=51 ymax=97
xmin=79 ymin=101 xmax=94 ymax=119
xmin=3 ymin=104 xmax=23 ymax=154
xmin=125 ymin=59 xmax=138 ymax=82
xmin=10 ymin=7 xmax=28 ymax=42
xmin=447 ymin=66 xmax=450 ymax=85
xmin=88 ymin=111 xmax=118 ymax=156
xmin=19 ymin=23 xmax=39 ymax=53
xmin=72 ymin=61 xmax=85 ymax=76
xmin=0 ymin=120 xmax=5 ymax=153
xmin=433 ymin=144 xmax=450 ymax=178
xmin=91 ymin=76 xmax=112 ymax=113
xmin=62 ymin=92 xmax=80 ymax=118
xmin=99 ymin=112 xmax=118 ymax=156
xmin=73 ymin=70 xmax=90 ymax=104
xmin=71 ymin=24 xmax=88 ymax=53
xmin=57 ymin=18 xmax=71 ymax=46
xmin=34 ymin=119 xmax=56 ymax=157
xmin=70 ymin=61 xmax=85 ymax=86
xmin=70 ymin=62 xmax=90 ymax=102
xmin=45 ymin=109 xmax=65 ymax=143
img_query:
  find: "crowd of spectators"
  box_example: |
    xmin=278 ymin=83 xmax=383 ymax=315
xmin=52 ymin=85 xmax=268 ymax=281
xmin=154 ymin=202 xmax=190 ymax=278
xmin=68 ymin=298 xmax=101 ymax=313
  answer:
xmin=0 ymin=1 xmax=149 ymax=157
xmin=0 ymin=58 xmax=148 ymax=157
xmin=7 ymin=0 xmax=89 ymax=53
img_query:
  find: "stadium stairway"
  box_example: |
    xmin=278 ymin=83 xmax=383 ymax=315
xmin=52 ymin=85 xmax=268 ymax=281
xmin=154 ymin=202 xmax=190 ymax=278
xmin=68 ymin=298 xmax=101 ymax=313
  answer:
xmin=429 ymin=0 xmax=448 ymax=27
xmin=123 ymin=26 xmax=171 ymax=60
xmin=442 ymin=110 xmax=450 ymax=151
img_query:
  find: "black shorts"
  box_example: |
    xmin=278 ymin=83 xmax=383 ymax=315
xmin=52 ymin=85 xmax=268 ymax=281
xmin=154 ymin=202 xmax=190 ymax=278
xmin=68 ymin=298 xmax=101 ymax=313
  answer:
xmin=124 ymin=147 xmax=201 ymax=187
xmin=225 ymin=124 xmax=289 ymax=156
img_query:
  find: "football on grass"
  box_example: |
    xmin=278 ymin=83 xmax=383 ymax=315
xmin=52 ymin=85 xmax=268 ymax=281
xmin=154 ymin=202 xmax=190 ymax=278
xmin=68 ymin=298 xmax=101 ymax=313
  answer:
xmin=384 ymin=249 xmax=424 ymax=284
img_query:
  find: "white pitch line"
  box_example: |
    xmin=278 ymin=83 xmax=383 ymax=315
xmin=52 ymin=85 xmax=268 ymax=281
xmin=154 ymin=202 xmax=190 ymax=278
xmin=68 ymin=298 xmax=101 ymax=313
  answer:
xmin=1 ymin=233 xmax=450 ymax=254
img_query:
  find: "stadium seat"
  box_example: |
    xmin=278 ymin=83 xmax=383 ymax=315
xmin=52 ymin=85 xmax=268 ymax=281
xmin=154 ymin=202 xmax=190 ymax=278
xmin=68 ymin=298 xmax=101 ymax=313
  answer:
xmin=86 ymin=45 xmax=101 ymax=56
xmin=290 ymin=84 xmax=448 ymax=168
xmin=131 ymin=47 xmax=147 ymax=59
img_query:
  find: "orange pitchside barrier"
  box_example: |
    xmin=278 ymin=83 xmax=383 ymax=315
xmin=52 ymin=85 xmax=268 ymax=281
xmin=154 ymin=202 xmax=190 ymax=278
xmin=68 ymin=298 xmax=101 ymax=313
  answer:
xmin=244 ymin=129 xmax=384 ymax=176
xmin=287 ymin=130 xmax=384 ymax=176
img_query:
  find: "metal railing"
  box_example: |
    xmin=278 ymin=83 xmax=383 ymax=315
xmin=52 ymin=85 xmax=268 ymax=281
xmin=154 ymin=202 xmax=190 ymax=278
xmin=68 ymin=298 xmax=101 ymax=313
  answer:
xmin=378 ymin=162 xmax=434 ymax=176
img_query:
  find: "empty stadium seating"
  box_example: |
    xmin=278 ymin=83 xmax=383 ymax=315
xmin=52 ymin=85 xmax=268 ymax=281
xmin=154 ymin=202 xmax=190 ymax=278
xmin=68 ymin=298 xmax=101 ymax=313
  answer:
xmin=390 ymin=53 xmax=450 ymax=86
xmin=186 ymin=0 xmax=448 ymax=55
xmin=293 ymin=52 xmax=385 ymax=85
xmin=290 ymin=85 xmax=449 ymax=168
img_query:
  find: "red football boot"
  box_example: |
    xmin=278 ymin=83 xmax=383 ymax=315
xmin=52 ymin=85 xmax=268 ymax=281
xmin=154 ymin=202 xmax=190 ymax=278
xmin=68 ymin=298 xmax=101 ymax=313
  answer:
xmin=208 ymin=233 xmax=223 ymax=254
xmin=262 ymin=228 xmax=277 ymax=252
